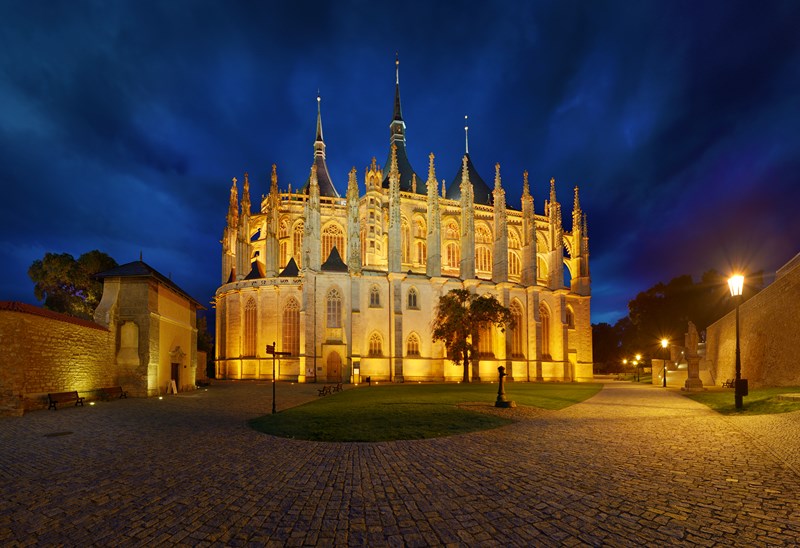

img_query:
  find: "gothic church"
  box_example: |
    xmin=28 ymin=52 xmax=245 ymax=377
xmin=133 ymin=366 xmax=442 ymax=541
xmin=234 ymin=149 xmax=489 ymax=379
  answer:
xmin=215 ymin=61 xmax=593 ymax=383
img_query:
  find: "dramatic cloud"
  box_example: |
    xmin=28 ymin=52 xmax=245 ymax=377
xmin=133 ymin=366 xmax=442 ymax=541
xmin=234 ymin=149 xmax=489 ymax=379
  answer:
xmin=1 ymin=0 xmax=798 ymax=325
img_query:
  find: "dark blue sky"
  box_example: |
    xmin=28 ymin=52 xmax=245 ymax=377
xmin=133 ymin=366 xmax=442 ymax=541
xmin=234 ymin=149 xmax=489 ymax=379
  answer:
xmin=1 ymin=1 xmax=799 ymax=324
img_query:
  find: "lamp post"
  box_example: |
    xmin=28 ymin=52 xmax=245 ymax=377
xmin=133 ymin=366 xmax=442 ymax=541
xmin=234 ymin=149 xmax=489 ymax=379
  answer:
xmin=728 ymin=275 xmax=744 ymax=409
xmin=266 ymin=342 xmax=290 ymax=414
xmin=635 ymin=354 xmax=641 ymax=383
xmin=660 ymin=339 xmax=668 ymax=387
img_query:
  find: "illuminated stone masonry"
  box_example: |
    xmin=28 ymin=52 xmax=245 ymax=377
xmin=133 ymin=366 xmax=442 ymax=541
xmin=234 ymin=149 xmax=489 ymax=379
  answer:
xmin=216 ymin=63 xmax=593 ymax=383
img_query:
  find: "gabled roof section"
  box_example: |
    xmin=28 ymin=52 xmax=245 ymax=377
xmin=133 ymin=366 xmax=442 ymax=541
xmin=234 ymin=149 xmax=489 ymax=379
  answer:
xmin=445 ymin=153 xmax=493 ymax=206
xmin=301 ymin=94 xmax=340 ymax=198
xmin=321 ymin=246 xmax=348 ymax=272
xmin=278 ymin=257 xmax=300 ymax=277
xmin=95 ymin=261 xmax=205 ymax=309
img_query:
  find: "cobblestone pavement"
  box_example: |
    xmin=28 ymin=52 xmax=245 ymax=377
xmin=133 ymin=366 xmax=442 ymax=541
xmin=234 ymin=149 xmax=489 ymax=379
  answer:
xmin=1 ymin=381 xmax=798 ymax=546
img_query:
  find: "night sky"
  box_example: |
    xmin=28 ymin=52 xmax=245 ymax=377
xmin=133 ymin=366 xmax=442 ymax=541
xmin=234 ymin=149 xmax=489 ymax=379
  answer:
xmin=2 ymin=1 xmax=799 ymax=325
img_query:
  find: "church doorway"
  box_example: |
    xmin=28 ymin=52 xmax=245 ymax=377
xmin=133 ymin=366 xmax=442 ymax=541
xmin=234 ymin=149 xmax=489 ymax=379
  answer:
xmin=171 ymin=363 xmax=180 ymax=392
xmin=326 ymin=352 xmax=342 ymax=382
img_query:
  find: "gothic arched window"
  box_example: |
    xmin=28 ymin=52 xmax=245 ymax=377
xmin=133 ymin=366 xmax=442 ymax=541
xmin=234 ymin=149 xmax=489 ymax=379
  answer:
xmin=282 ymin=298 xmax=300 ymax=356
xmin=509 ymin=251 xmax=521 ymax=277
xmin=407 ymin=333 xmax=420 ymax=356
xmin=510 ymin=300 xmax=524 ymax=358
xmin=445 ymin=243 xmax=460 ymax=269
xmin=327 ymin=288 xmax=342 ymax=329
xmin=540 ymin=304 xmax=551 ymax=359
xmin=478 ymin=323 xmax=493 ymax=357
xmin=368 ymin=332 xmax=383 ymax=356
xmin=476 ymin=247 xmax=492 ymax=273
xmin=407 ymin=287 xmax=418 ymax=309
xmin=322 ymin=224 xmax=344 ymax=263
xmin=369 ymin=285 xmax=381 ymax=308
xmin=293 ymin=222 xmax=304 ymax=268
xmin=401 ymin=218 xmax=411 ymax=263
xmin=243 ymin=297 xmax=257 ymax=357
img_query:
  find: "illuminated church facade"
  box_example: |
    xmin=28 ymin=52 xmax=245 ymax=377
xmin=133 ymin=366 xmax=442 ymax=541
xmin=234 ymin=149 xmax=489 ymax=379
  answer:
xmin=215 ymin=62 xmax=593 ymax=383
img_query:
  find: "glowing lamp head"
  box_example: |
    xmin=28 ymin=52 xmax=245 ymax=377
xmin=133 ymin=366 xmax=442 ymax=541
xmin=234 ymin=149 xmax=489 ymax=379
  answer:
xmin=661 ymin=339 xmax=668 ymax=349
xmin=728 ymin=274 xmax=744 ymax=297
xmin=635 ymin=353 xmax=642 ymax=361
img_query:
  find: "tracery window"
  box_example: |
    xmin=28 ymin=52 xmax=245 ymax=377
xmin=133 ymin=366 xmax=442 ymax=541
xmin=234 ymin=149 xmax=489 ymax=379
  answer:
xmin=369 ymin=285 xmax=381 ymax=308
xmin=445 ymin=243 xmax=460 ymax=269
xmin=327 ymin=288 xmax=342 ymax=329
xmin=279 ymin=219 xmax=289 ymax=239
xmin=293 ymin=222 xmax=304 ymax=268
xmin=510 ymin=301 xmax=524 ymax=358
xmin=280 ymin=241 xmax=288 ymax=269
xmin=407 ymin=333 xmax=420 ymax=356
xmin=476 ymin=225 xmax=492 ymax=244
xmin=414 ymin=218 xmax=426 ymax=239
xmin=416 ymin=241 xmax=427 ymax=265
xmin=476 ymin=247 xmax=492 ymax=272
xmin=508 ymin=229 xmax=521 ymax=250
xmin=368 ymin=332 xmax=383 ymax=357
xmin=322 ymin=224 xmax=344 ymax=263
xmin=540 ymin=304 xmax=551 ymax=359
xmin=445 ymin=221 xmax=459 ymax=240
xmin=243 ymin=297 xmax=257 ymax=357
xmin=508 ymin=252 xmax=521 ymax=277
xmin=401 ymin=219 xmax=411 ymax=263
xmin=282 ymin=298 xmax=300 ymax=356
xmin=478 ymin=323 xmax=493 ymax=357
xmin=218 ymin=300 xmax=226 ymax=358
xmin=407 ymin=287 xmax=418 ymax=309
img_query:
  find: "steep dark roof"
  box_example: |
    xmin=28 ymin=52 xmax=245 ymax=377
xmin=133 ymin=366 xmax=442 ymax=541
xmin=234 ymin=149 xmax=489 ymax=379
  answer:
xmin=244 ymin=260 xmax=266 ymax=280
xmin=302 ymin=155 xmax=339 ymax=198
xmin=321 ymin=246 xmax=348 ymax=272
xmin=445 ymin=153 xmax=493 ymax=206
xmin=278 ymin=257 xmax=300 ymax=277
xmin=381 ymin=141 xmax=422 ymax=194
xmin=95 ymin=261 xmax=205 ymax=309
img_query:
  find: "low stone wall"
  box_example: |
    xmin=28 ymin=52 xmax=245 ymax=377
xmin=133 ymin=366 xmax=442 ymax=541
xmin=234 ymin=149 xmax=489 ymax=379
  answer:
xmin=703 ymin=255 xmax=800 ymax=387
xmin=0 ymin=302 xmax=115 ymax=415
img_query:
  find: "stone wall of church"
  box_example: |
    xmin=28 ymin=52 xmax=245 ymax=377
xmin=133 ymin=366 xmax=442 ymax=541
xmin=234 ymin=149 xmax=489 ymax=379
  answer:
xmin=0 ymin=304 xmax=115 ymax=415
xmin=704 ymin=255 xmax=800 ymax=387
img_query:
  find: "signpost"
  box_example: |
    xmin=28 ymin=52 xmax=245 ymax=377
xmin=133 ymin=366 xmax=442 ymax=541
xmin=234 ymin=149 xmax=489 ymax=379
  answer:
xmin=266 ymin=342 xmax=290 ymax=414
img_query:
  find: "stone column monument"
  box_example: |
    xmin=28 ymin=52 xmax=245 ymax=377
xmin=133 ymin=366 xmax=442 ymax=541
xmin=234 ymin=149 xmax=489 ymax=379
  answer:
xmin=683 ymin=321 xmax=704 ymax=391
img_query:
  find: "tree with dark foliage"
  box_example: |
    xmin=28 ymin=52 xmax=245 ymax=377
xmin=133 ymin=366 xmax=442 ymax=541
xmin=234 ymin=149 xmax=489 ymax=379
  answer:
xmin=431 ymin=289 xmax=514 ymax=383
xmin=28 ymin=250 xmax=117 ymax=320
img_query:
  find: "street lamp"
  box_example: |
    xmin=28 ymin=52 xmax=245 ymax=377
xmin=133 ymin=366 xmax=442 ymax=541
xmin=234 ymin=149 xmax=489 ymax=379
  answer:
xmin=728 ymin=274 xmax=745 ymax=409
xmin=661 ymin=339 xmax=669 ymax=387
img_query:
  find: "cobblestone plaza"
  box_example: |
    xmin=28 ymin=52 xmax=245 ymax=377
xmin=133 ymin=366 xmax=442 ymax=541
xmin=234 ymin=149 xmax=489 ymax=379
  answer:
xmin=2 ymin=382 xmax=798 ymax=546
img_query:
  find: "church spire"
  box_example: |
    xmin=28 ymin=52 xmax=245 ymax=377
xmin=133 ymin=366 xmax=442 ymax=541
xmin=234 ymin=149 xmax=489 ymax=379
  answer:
xmin=464 ymin=115 xmax=469 ymax=155
xmin=227 ymin=177 xmax=239 ymax=227
xmin=393 ymin=53 xmax=403 ymax=123
xmin=314 ymin=92 xmax=326 ymax=159
xmin=306 ymin=93 xmax=338 ymax=198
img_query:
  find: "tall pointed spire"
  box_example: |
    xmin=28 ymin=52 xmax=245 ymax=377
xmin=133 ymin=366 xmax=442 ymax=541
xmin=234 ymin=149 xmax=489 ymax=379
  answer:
xmin=305 ymin=92 xmax=339 ymax=198
xmin=314 ymin=92 xmax=325 ymax=159
xmin=464 ymin=115 xmax=469 ymax=155
xmin=383 ymin=54 xmax=420 ymax=193
xmin=393 ymin=52 xmax=403 ymax=122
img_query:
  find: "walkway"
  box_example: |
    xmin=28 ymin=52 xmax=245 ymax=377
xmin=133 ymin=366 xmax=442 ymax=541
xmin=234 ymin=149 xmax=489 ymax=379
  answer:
xmin=0 ymin=381 xmax=798 ymax=546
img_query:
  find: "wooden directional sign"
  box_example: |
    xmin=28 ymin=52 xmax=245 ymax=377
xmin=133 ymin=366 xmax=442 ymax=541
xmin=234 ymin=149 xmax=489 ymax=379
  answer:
xmin=266 ymin=344 xmax=275 ymax=353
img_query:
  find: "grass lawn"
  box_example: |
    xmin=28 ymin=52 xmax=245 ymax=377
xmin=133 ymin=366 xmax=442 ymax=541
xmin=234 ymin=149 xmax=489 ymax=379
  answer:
xmin=248 ymin=382 xmax=603 ymax=442
xmin=684 ymin=386 xmax=800 ymax=415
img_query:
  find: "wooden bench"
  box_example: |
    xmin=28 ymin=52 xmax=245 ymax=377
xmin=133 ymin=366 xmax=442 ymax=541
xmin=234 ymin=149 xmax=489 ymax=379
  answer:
xmin=721 ymin=379 xmax=735 ymax=388
xmin=317 ymin=383 xmax=343 ymax=396
xmin=100 ymin=386 xmax=128 ymax=400
xmin=47 ymin=391 xmax=84 ymax=410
